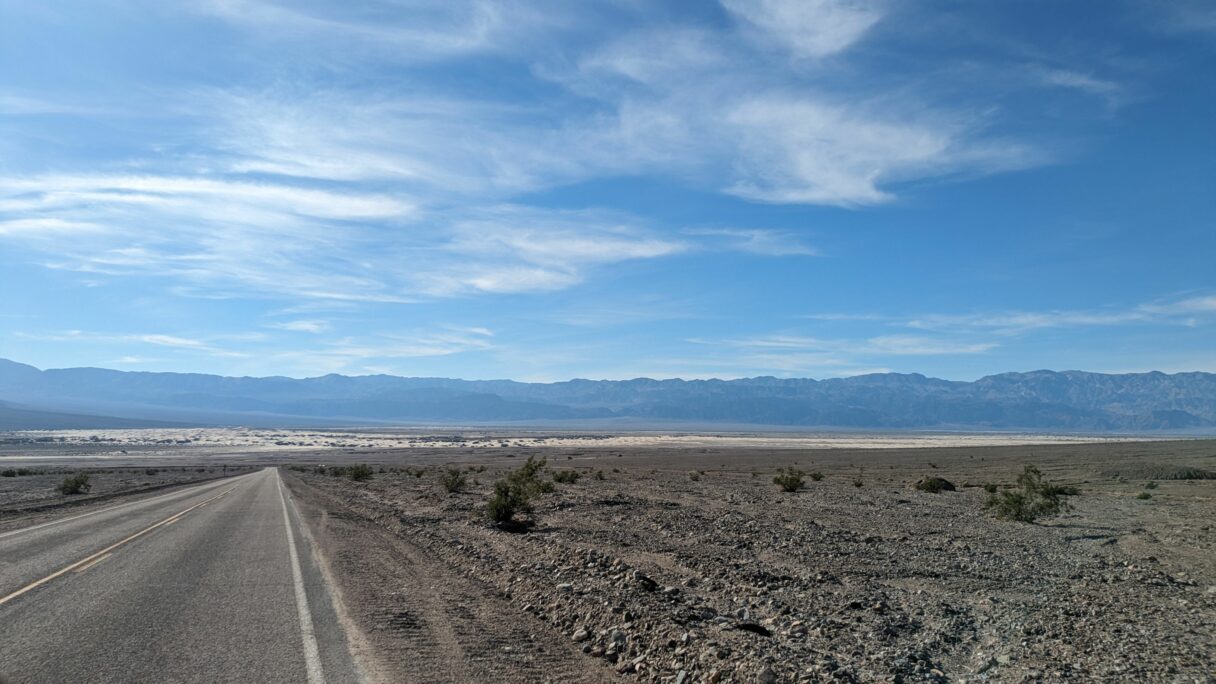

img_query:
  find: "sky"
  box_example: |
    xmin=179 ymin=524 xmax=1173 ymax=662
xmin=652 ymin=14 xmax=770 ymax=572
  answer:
xmin=1 ymin=0 xmax=1213 ymax=381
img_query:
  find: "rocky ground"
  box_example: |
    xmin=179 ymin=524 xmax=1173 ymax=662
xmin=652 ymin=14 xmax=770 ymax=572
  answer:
xmin=282 ymin=439 xmax=1216 ymax=683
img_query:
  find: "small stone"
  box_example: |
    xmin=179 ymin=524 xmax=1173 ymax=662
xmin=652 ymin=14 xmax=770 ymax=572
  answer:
xmin=757 ymin=666 xmax=777 ymax=684
xmin=556 ymin=583 xmax=573 ymax=593
xmin=572 ymin=628 xmax=590 ymax=642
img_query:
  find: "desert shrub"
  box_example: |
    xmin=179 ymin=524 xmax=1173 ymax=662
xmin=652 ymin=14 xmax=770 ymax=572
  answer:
xmin=347 ymin=464 xmax=374 ymax=482
xmin=772 ymin=468 xmax=806 ymax=492
xmin=59 ymin=473 xmax=92 ymax=495
xmin=440 ymin=468 xmax=467 ymax=493
xmin=1144 ymin=480 xmax=1158 ymax=489
xmin=593 ymin=470 xmax=605 ymax=480
xmin=145 ymin=468 xmax=159 ymax=476
xmin=1 ymin=469 xmax=16 ymax=477
xmin=985 ymin=465 xmax=1072 ymax=523
xmin=1136 ymin=492 xmax=1152 ymax=500
xmin=688 ymin=471 xmax=700 ymax=482
xmin=915 ymin=476 xmax=956 ymax=493
xmin=1042 ymin=482 xmax=1081 ymax=496
xmin=982 ymin=482 xmax=998 ymax=494
xmin=484 ymin=456 xmax=550 ymax=526
xmin=1101 ymin=464 xmax=1216 ymax=481
xmin=552 ymin=470 xmax=581 ymax=484
xmin=852 ymin=469 xmax=864 ymax=488
xmin=809 ymin=472 xmax=824 ymax=482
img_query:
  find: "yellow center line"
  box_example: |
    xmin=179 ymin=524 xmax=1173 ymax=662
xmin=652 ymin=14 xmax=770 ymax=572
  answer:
xmin=0 ymin=484 xmax=239 ymax=606
xmin=72 ymin=553 xmax=112 ymax=574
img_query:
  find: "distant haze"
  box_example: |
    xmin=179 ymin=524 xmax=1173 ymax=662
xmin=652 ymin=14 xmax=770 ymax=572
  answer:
xmin=1 ymin=358 xmax=1213 ymax=432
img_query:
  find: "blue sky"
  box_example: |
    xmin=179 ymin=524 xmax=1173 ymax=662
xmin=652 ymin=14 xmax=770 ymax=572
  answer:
xmin=1 ymin=0 xmax=1213 ymax=381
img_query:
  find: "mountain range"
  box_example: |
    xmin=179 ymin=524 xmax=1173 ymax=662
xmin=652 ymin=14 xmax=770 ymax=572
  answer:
xmin=1 ymin=358 xmax=1214 ymax=432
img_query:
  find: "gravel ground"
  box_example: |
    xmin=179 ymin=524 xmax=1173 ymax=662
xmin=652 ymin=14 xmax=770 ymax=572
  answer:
xmin=283 ymin=439 xmax=1216 ymax=683
xmin=0 ymin=466 xmax=255 ymax=522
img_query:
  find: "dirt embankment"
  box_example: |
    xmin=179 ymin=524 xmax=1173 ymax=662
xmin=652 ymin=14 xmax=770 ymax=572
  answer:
xmin=283 ymin=441 xmax=1216 ymax=683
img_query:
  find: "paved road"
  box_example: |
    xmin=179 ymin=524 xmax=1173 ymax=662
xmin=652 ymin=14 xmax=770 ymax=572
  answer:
xmin=0 ymin=468 xmax=362 ymax=683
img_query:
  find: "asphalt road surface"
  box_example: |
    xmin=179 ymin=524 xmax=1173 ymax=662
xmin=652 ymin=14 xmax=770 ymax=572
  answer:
xmin=0 ymin=468 xmax=362 ymax=683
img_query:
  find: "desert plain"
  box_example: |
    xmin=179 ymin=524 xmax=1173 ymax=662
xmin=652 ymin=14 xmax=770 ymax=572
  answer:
xmin=2 ymin=430 xmax=1213 ymax=683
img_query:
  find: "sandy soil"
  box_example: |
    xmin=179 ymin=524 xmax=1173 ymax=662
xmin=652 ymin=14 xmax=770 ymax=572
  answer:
xmin=282 ymin=439 xmax=1216 ymax=683
xmin=0 ymin=427 xmax=1167 ymax=461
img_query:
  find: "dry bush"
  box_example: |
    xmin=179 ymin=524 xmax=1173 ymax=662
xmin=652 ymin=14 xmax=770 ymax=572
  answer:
xmin=772 ymin=468 xmax=806 ymax=492
xmin=441 ymin=468 xmax=467 ymax=493
xmin=985 ymin=465 xmax=1072 ymax=523
xmin=59 ymin=473 xmax=92 ymax=495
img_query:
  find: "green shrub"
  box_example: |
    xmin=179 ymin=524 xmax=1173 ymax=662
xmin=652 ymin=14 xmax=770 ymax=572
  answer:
xmin=593 ymin=469 xmax=605 ymax=481
xmin=982 ymin=482 xmax=998 ymax=494
xmin=688 ymin=471 xmax=700 ymax=482
xmin=552 ymin=470 xmax=581 ymax=484
xmin=441 ymin=468 xmax=467 ymax=493
xmin=985 ymin=465 xmax=1072 ymax=523
xmin=485 ymin=456 xmax=550 ymax=526
xmin=809 ymin=472 xmax=824 ymax=482
xmin=1102 ymin=464 xmax=1216 ymax=481
xmin=1136 ymin=492 xmax=1152 ymax=500
xmin=59 ymin=473 xmax=92 ymax=495
xmin=347 ymin=464 xmax=374 ymax=482
xmin=915 ymin=476 xmax=956 ymax=493
xmin=772 ymin=468 xmax=806 ymax=492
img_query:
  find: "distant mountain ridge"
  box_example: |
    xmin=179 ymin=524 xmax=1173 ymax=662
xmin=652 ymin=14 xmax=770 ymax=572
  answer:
xmin=0 ymin=358 xmax=1214 ymax=431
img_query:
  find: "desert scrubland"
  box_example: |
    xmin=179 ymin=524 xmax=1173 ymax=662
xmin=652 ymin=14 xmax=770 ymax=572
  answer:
xmin=280 ymin=437 xmax=1215 ymax=683
xmin=3 ymin=430 xmax=1213 ymax=682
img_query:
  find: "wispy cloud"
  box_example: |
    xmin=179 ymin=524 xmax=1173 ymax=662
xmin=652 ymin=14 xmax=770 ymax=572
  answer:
xmin=704 ymin=334 xmax=995 ymax=356
xmin=685 ymin=228 xmax=819 ymax=256
xmin=413 ymin=206 xmax=689 ymax=296
xmin=16 ymin=331 xmax=248 ymax=358
xmin=721 ymin=0 xmax=883 ymax=59
xmin=807 ymin=294 xmax=1216 ymax=335
xmin=1035 ymin=68 xmax=1124 ymax=107
xmin=267 ymin=328 xmax=498 ymax=374
xmin=906 ymin=296 xmax=1216 ymax=334
xmin=196 ymin=0 xmax=528 ymax=60
xmin=267 ymin=320 xmax=331 ymax=334
xmin=0 ymin=218 xmax=103 ymax=236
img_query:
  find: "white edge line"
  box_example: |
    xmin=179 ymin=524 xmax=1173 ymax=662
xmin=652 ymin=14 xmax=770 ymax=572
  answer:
xmin=276 ymin=469 xmax=326 ymax=684
xmin=0 ymin=471 xmax=255 ymax=541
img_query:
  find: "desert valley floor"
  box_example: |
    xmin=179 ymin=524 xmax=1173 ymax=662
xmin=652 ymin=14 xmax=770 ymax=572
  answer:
xmin=2 ymin=431 xmax=1213 ymax=683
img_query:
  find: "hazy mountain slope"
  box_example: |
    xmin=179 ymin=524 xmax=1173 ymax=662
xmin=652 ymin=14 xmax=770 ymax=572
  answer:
xmin=0 ymin=358 xmax=1213 ymax=430
xmin=0 ymin=400 xmax=191 ymax=430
